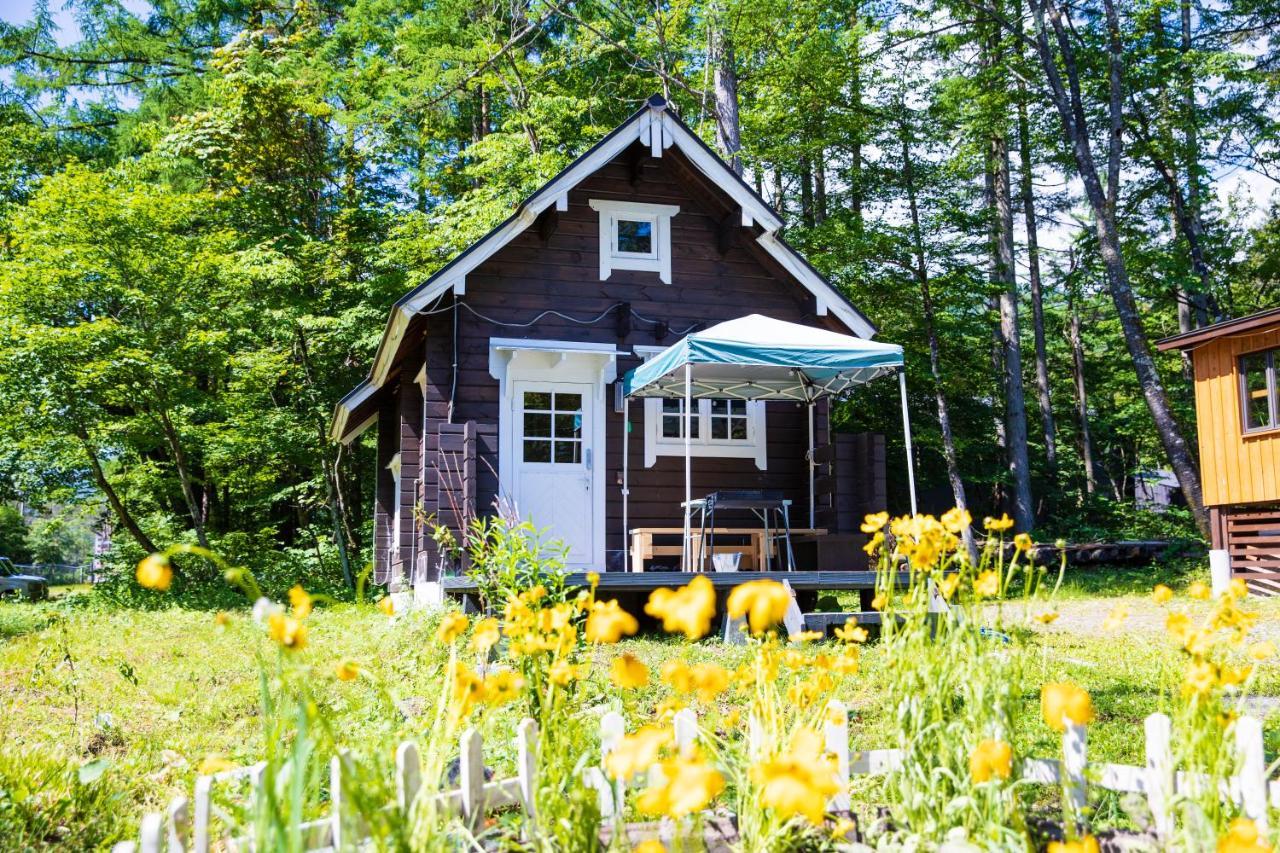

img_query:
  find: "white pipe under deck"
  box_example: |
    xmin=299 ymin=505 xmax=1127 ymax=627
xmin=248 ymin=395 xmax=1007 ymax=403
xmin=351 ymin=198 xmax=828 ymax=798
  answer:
xmin=899 ymin=369 xmax=919 ymax=515
xmin=807 ymin=400 xmax=816 ymax=529
xmin=683 ymin=363 xmax=693 ymax=570
xmin=622 ymin=396 xmax=630 ymax=570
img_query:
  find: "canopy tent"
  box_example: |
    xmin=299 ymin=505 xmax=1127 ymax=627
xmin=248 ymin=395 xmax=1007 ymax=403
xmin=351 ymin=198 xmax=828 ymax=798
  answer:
xmin=619 ymin=314 xmax=916 ymax=569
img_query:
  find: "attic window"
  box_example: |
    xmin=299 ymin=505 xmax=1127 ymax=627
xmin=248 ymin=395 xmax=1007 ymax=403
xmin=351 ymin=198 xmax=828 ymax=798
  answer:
xmin=589 ymin=199 xmax=679 ymax=284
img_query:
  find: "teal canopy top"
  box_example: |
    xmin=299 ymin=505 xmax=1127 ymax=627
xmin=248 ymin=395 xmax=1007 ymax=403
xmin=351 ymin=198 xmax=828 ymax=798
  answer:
xmin=620 ymin=314 xmax=903 ymax=402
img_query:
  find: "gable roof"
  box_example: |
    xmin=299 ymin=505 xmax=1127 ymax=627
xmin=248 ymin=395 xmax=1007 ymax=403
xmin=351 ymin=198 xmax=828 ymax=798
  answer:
xmin=333 ymin=95 xmax=877 ymax=443
xmin=1156 ymin=306 xmax=1280 ymax=352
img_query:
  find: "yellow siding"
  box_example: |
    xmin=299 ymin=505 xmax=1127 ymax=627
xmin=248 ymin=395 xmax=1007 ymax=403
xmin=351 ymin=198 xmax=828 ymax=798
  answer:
xmin=1193 ymin=326 xmax=1280 ymax=507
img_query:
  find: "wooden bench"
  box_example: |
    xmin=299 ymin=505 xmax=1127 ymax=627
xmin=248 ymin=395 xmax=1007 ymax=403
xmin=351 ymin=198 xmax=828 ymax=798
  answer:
xmin=628 ymin=527 xmax=828 ymax=572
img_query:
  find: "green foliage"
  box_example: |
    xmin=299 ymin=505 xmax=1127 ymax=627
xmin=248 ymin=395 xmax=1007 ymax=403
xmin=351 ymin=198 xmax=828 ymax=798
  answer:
xmin=0 ymin=505 xmax=31 ymax=564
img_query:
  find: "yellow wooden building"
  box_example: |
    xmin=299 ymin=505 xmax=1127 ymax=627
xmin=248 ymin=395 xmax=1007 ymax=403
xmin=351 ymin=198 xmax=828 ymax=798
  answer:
xmin=1159 ymin=307 xmax=1280 ymax=593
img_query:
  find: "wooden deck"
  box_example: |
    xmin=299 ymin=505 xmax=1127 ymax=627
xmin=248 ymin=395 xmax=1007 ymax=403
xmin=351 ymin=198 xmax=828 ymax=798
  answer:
xmin=441 ymin=570 xmax=898 ymax=597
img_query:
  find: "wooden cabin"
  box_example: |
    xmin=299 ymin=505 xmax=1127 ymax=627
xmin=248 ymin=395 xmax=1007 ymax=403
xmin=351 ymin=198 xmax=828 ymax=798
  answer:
xmin=1158 ymin=307 xmax=1280 ymax=593
xmin=331 ymin=96 xmax=890 ymax=604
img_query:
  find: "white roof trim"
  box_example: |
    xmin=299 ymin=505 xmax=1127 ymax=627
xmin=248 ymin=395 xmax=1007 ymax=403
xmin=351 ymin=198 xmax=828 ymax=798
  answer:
xmin=337 ymin=98 xmax=878 ymax=442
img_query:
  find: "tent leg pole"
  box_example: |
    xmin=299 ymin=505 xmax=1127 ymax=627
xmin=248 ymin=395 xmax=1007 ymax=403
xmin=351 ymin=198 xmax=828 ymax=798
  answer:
xmin=683 ymin=364 xmax=692 ymax=571
xmin=807 ymin=400 xmax=815 ymax=530
xmin=622 ymin=396 xmax=630 ymax=571
xmin=899 ymin=369 xmax=918 ymax=515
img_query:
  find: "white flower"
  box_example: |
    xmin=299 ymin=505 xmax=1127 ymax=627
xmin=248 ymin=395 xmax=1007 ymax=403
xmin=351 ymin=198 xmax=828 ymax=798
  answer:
xmin=252 ymin=597 xmax=282 ymax=624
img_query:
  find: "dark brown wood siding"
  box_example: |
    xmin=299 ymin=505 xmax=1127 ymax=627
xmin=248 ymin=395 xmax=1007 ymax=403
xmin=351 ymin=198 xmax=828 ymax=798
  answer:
xmin=373 ymin=397 xmax=398 ymax=583
xmin=390 ymin=143 xmax=871 ymax=577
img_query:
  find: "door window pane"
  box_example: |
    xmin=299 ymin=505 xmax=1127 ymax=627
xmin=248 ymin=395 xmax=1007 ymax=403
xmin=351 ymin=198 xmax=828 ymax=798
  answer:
xmin=616 ymin=219 xmax=653 ymax=255
xmin=523 ymin=391 xmax=551 ymax=410
xmin=554 ymin=413 xmax=581 ymax=438
xmin=1242 ymin=352 xmax=1274 ymax=430
xmin=523 ymin=440 xmax=551 ymax=463
xmin=523 ymin=413 xmax=551 ymax=438
xmin=554 ymin=440 xmax=582 ymax=463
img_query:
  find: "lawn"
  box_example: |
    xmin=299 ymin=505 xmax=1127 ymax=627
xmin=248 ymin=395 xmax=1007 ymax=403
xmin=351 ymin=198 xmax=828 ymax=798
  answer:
xmin=0 ymin=558 xmax=1276 ymax=850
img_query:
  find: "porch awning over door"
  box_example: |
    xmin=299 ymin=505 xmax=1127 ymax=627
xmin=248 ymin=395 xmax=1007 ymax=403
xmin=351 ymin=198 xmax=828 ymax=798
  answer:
xmin=619 ymin=314 xmax=903 ymax=401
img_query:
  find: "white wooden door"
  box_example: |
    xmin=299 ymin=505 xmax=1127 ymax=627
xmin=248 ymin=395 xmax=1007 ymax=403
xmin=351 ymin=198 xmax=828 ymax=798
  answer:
xmin=511 ymin=382 xmax=596 ymax=565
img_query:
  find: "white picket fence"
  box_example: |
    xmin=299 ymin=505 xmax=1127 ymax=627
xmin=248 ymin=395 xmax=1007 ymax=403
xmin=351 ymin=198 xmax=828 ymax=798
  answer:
xmin=111 ymin=719 xmax=539 ymax=853
xmin=114 ymin=705 xmax=1275 ymax=850
xmin=585 ymin=703 xmax=1277 ymax=840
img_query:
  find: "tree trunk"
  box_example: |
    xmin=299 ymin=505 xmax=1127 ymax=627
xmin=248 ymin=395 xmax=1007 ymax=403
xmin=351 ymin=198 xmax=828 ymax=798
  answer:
xmin=1017 ymin=94 xmax=1057 ymax=473
xmin=901 ymin=117 xmax=980 ymax=564
xmin=800 ymin=158 xmax=815 ymax=227
xmin=814 ymin=149 xmax=828 ymax=224
xmin=1066 ymin=274 xmax=1097 ymax=496
xmin=710 ymin=27 xmax=742 ymax=175
xmin=153 ymin=406 xmax=210 ymax=549
xmin=76 ymin=431 xmax=159 ymax=555
xmin=1028 ymin=0 xmax=1208 ymax=534
xmin=991 ymin=134 xmax=1035 ymax=532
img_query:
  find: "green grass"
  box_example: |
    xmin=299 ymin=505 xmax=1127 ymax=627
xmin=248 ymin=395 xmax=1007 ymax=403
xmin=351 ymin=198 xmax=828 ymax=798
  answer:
xmin=1 ymin=567 xmax=1277 ymax=850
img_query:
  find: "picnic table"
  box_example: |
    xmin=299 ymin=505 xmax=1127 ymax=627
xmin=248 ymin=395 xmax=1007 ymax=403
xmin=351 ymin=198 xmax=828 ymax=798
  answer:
xmin=628 ymin=527 xmax=827 ymax=573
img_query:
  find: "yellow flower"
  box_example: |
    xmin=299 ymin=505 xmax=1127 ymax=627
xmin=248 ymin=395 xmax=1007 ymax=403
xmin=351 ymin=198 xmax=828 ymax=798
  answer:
xmin=871 ymin=593 xmax=887 ymax=611
xmin=1041 ymin=682 xmax=1094 ymax=731
xmin=939 ymin=574 xmax=959 ymax=600
xmin=634 ymin=842 xmax=666 ymax=853
xmin=974 ymin=570 xmax=1000 ymax=598
xmin=377 ymin=596 xmax=395 ymax=617
xmin=334 ymin=659 xmax=360 ymax=681
xmin=860 ymin=511 xmax=889 ymax=534
xmin=214 ymin=611 xmax=231 ymax=627
xmin=605 ymin=726 xmax=672 ymax=781
xmin=266 ymin=612 xmax=308 ymax=650
xmin=1013 ymin=532 xmax=1034 ymax=553
xmin=548 ymin=659 xmax=581 ymax=686
xmin=288 ymin=585 xmax=313 ymax=618
xmin=1219 ymin=663 xmax=1253 ymax=689
xmin=1102 ymin=604 xmax=1130 ymax=631
xmin=1218 ymin=818 xmax=1272 ymax=853
xmin=1048 ymin=838 xmax=1100 ymax=853
xmin=635 ymin=751 xmax=725 ymax=818
xmin=727 ymin=580 xmax=792 ymax=635
xmin=136 ymin=554 xmax=173 ymax=591
xmin=1228 ymin=578 xmax=1249 ymax=600
xmin=449 ymin=661 xmax=487 ymax=713
xmin=1035 ymin=610 xmax=1060 ymax=624
xmin=471 ymin=617 xmax=502 ymax=654
xmin=1166 ymin=611 xmax=1192 ymax=642
xmin=1188 ymin=581 xmax=1211 ymax=600
xmin=749 ymin=729 xmax=839 ymax=825
xmin=941 ymin=507 xmax=972 ymax=533
xmin=586 ymin=599 xmax=639 ymax=643
xmin=483 ymin=670 xmax=524 ymax=706
xmin=1248 ymin=641 xmax=1276 ymax=661
xmin=791 ymin=630 xmax=824 ymax=643
xmin=197 ymin=755 xmax=236 ymax=775
xmin=661 ymin=659 xmax=695 ymax=693
xmin=610 ymin=653 xmax=650 ymax=689
xmin=437 ymin=612 xmax=469 ymax=644
xmin=834 ymin=620 xmax=868 ymax=643
xmin=862 ymin=531 xmax=885 ymax=556
xmin=969 ymin=738 xmax=1012 ymax=783
xmin=587 ymin=571 xmax=600 ymax=589
xmin=984 ymin=513 xmax=1014 ymax=532
xmin=1152 ymin=584 xmax=1174 ymax=604
xmin=690 ymin=662 xmax=730 ymax=702
xmin=645 ymin=575 xmax=716 ymax=640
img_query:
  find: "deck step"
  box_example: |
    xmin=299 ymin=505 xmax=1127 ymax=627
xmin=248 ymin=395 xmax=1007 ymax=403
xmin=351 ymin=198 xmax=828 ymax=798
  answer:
xmin=802 ymin=611 xmax=882 ymax=636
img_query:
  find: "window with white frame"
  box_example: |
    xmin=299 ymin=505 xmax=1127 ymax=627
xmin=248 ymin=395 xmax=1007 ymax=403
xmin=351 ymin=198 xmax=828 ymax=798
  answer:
xmin=645 ymin=396 xmax=767 ymax=468
xmin=589 ymin=199 xmax=679 ymax=284
xmin=633 ymin=347 xmax=767 ymax=468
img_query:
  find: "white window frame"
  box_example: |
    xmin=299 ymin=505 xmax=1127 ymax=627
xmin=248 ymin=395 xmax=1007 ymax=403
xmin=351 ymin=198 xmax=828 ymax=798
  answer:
xmin=633 ymin=347 xmax=767 ymax=469
xmin=589 ymin=199 xmax=679 ymax=284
